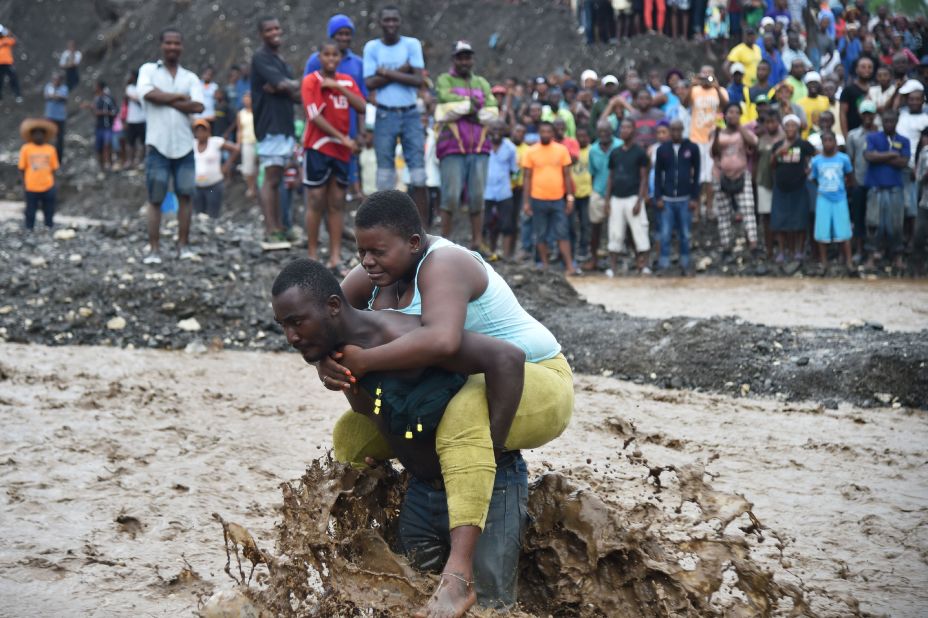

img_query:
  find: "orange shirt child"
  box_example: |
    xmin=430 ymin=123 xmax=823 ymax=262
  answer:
xmin=18 ymin=142 xmax=59 ymax=193
xmin=522 ymin=141 xmax=572 ymax=200
xmin=0 ymin=35 xmax=16 ymax=65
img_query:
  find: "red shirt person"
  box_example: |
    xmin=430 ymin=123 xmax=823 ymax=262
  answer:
xmin=300 ymin=41 xmax=366 ymax=275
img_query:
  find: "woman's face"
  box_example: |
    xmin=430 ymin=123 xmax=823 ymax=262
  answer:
xmin=784 ymin=121 xmax=799 ymax=139
xmin=355 ymin=225 xmax=422 ymax=287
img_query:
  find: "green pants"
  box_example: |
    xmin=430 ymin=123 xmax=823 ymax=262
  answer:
xmin=333 ymin=354 xmax=574 ymax=530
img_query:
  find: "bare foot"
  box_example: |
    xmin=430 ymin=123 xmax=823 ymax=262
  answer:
xmin=413 ymin=573 xmax=476 ymax=618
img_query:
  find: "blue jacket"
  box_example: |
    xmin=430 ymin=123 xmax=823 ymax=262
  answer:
xmin=654 ymin=139 xmax=701 ymax=201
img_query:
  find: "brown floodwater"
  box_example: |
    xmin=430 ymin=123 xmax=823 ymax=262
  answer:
xmin=1 ymin=343 xmax=925 ymax=616
xmin=571 ymin=277 xmax=928 ymax=332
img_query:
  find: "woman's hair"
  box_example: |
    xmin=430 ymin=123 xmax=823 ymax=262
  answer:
xmin=355 ymin=190 xmax=424 ymax=239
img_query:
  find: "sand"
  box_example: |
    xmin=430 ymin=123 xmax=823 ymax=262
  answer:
xmin=1 ymin=342 xmax=925 ymax=616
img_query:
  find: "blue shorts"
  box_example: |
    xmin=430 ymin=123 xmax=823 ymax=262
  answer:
xmin=95 ymin=128 xmax=113 ymax=153
xmin=531 ymin=198 xmax=570 ymax=243
xmin=814 ymin=194 xmax=852 ymax=243
xmin=145 ymin=147 xmax=195 ymax=205
xmin=302 ymin=149 xmax=349 ymax=187
xmin=257 ymin=134 xmax=295 ymax=169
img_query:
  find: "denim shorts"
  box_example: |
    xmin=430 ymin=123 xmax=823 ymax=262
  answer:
xmin=440 ymin=153 xmax=488 ymax=213
xmin=398 ymin=451 xmax=528 ymax=609
xmin=374 ymin=106 xmax=426 ymax=189
xmin=257 ymin=134 xmax=295 ymax=169
xmin=145 ymin=146 xmax=195 ymax=204
xmin=531 ymin=198 xmax=570 ymax=242
xmin=94 ymin=128 xmax=113 ymax=153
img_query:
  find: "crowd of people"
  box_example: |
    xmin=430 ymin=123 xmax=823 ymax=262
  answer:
xmin=13 ymin=2 xmax=928 ymax=274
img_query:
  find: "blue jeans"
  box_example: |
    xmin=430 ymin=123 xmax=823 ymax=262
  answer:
xmin=581 ymin=0 xmax=596 ymax=44
xmin=866 ymin=186 xmax=905 ymax=257
xmin=659 ymin=198 xmax=692 ymax=269
xmin=568 ymin=196 xmax=591 ymax=259
xmin=374 ymin=106 xmax=425 ymax=190
xmin=531 ymin=198 xmax=570 ymax=243
xmin=24 ymin=188 xmax=57 ymax=229
xmin=145 ymin=147 xmax=195 ymax=204
xmin=398 ymin=452 xmax=529 ymax=609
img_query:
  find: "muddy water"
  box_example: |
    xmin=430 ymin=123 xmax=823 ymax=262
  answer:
xmin=1 ymin=343 xmax=925 ymax=616
xmin=571 ymin=277 xmax=928 ymax=332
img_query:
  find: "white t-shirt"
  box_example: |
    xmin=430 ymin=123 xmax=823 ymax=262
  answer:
xmin=59 ymin=49 xmax=81 ymax=68
xmin=137 ymin=60 xmax=204 ymax=159
xmin=896 ymin=109 xmax=928 ymax=168
xmin=194 ymin=137 xmax=225 ymax=187
xmin=197 ymin=81 xmax=218 ymax=119
xmin=125 ymin=84 xmax=146 ymax=124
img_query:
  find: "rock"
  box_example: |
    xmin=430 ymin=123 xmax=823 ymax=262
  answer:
xmin=695 ymin=256 xmax=712 ymax=272
xmin=68 ymin=254 xmax=83 ymax=264
xmin=78 ymin=307 xmax=94 ymax=318
xmin=29 ymin=256 xmax=47 ymax=267
xmin=53 ymin=228 xmax=76 ymax=240
xmin=177 ymin=318 xmax=202 ymax=332
xmin=874 ymin=392 xmax=892 ymax=404
xmin=823 ymin=399 xmax=839 ymax=410
xmin=106 ymin=316 xmax=127 ymax=330
xmin=200 ymin=588 xmax=261 ymax=618
xmin=755 ymin=341 xmax=771 ymax=354
xmin=670 ymin=376 xmax=683 ymax=389
xmin=740 ymin=383 xmax=750 ymax=396
xmin=0 ymin=306 xmax=12 ymax=315
xmin=865 ymin=321 xmax=884 ymax=331
xmin=796 ymin=357 xmax=809 ymax=366
xmin=184 ymin=340 xmax=208 ymax=355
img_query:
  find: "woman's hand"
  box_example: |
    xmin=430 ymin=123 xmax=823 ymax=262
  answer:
xmin=317 ymin=350 xmax=356 ymax=390
xmin=338 ymin=344 xmax=368 ymax=379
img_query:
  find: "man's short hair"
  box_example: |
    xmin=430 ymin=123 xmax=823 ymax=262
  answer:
xmin=724 ymin=101 xmax=742 ymax=113
xmin=355 ymin=190 xmax=424 ymax=239
xmin=538 ymin=120 xmax=555 ymax=130
xmin=159 ymin=27 xmax=182 ymax=42
xmin=380 ymin=4 xmax=401 ymax=17
xmin=257 ymin=15 xmax=278 ymax=32
xmin=272 ymin=259 xmax=346 ymax=304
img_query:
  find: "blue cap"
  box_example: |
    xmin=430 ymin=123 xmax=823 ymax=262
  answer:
xmin=327 ymin=14 xmax=355 ymax=38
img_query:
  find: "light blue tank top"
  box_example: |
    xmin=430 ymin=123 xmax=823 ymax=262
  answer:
xmin=368 ymin=237 xmax=561 ymax=363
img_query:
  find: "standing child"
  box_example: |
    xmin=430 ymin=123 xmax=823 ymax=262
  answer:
xmin=192 ymin=119 xmax=239 ymax=219
xmin=770 ymin=114 xmax=815 ymax=267
xmin=17 ymin=119 xmax=60 ymax=230
xmin=85 ymin=80 xmax=117 ymax=172
xmin=236 ymin=92 xmax=258 ymax=198
xmin=300 ymin=40 xmax=366 ymax=276
xmin=571 ymin=126 xmax=593 ymax=263
xmin=810 ymin=132 xmax=855 ymax=274
xmin=359 ymin=130 xmax=377 ymax=199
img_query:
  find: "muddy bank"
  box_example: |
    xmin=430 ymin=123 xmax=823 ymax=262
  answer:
xmin=1 ymin=217 xmax=926 ymax=408
xmin=4 ymin=343 xmax=923 ymax=617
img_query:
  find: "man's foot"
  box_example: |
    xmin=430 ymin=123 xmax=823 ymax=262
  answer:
xmin=284 ymin=227 xmax=301 ymax=243
xmin=178 ymin=247 xmax=197 ymax=260
xmin=15 ymin=96 xmax=23 ymax=104
xmin=640 ymin=266 xmax=652 ymax=276
xmin=142 ymin=250 xmax=162 ymax=265
xmin=604 ymin=268 xmax=615 ymax=278
xmin=413 ymin=572 xmax=476 ymax=618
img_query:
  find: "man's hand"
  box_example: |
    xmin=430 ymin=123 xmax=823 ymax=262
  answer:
xmin=688 ymin=199 xmax=699 ymax=212
xmin=523 ymin=201 xmax=533 ymax=216
xmin=341 ymin=136 xmax=359 ymax=153
xmin=262 ymin=82 xmax=276 ymax=93
xmin=632 ymin=198 xmax=644 ymax=216
xmin=565 ymin=196 xmax=574 ymax=215
xmin=656 ymin=198 xmax=664 ymax=210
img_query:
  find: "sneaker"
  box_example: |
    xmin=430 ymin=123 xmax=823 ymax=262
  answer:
xmin=15 ymin=96 xmax=23 ymax=104
xmin=142 ymin=251 xmax=162 ymax=265
xmin=179 ymin=247 xmax=197 ymax=260
xmin=604 ymin=268 xmax=615 ymax=278
xmin=284 ymin=227 xmax=301 ymax=243
xmin=640 ymin=266 xmax=653 ymax=276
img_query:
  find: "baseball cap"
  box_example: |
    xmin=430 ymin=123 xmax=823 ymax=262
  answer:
xmin=782 ymin=114 xmax=801 ymax=127
xmin=534 ymin=75 xmax=547 ymax=85
xmin=601 ymin=74 xmax=619 ymax=86
xmin=192 ymin=118 xmax=210 ymax=131
xmin=898 ymin=79 xmax=925 ymax=95
xmin=731 ymin=63 xmax=746 ymax=75
xmin=562 ymin=80 xmax=578 ymax=93
xmin=754 ymin=93 xmax=770 ymax=104
xmin=803 ymin=71 xmax=822 ymax=84
xmin=452 ymin=40 xmax=474 ymax=56
xmin=760 ymin=16 xmax=775 ymax=28
xmin=858 ymin=100 xmax=877 ymax=114
xmin=580 ymin=69 xmax=598 ymax=83
xmin=491 ymin=84 xmax=507 ymax=95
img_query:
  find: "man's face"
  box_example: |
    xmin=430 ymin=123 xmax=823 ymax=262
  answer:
xmin=819 ymin=111 xmax=834 ymax=131
xmin=763 ymin=115 xmax=780 ymax=135
xmin=539 ymin=124 xmax=554 ymax=144
xmin=648 ymin=71 xmax=661 ymax=88
xmin=757 ymin=62 xmax=771 ymax=82
xmin=823 ymin=81 xmax=837 ymax=100
xmin=788 ymin=32 xmax=800 ymax=50
xmin=260 ymin=19 xmax=282 ymax=48
xmin=535 ymin=82 xmax=549 ymax=98
xmin=228 ymin=67 xmax=241 ymax=82
xmin=272 ymin=288 xmax=340 ymax=364
xmin=577 ymin=129 xmax=591 ymax=148
xmin=746 ymin=31 xmax=757 ymax=46
xmin=602 ymin=82 xmax=618 ymax=97
xmin=453 ymin=52 xmax=474 ymax=77
xmin=553 ymin=119 xmax=566 ymax=139
xmin=821 ymin=133 xmax=837 ymax=154
xmin=656 ymin=125 xmax=670 ymax=143
xmin=528 ymin=103 xmax=542 ymax=122
xmin=578 ymin=90 xmax=592 ymax=108
xmin=597 ymin=125 xmax=613 ymax=144
xmin=892 ymin=54 xmax=910 ymax=78
xmin=202 ymin=67 xmax=214 ymax=83
xmin=489 ymin=124 xmax=504 ymax=144
xmin=511 ymin=124 xmax=525 ymax=144
xmin=860 ymin=111 xmax=875 ymax=127
xmin=161 ymin=32 xmax=183 ymax=63
xmin=619 ymin=120 xmax=635 ymax=142
xmin=882 ymin=113 xmax=897 ymax=134
xmin=764 ymin=33 xmax=776 ymax=50
xmin=876 ymin=66 xmax=891 ymax=87
xmin=857 ymin=58 xmax=874 ymax=81
xmin=670 ymin=121 xmax=683 ymax=142
xmin=380 ymin=9 xmax=401 ymax=39
xmin=548 ymin=91 xmax=562 ymax=107
xmin=790 ymin=60 xmax=806 ymax=79
xmin=733 ymin=71 xmax=744 ymax=84
xmin=908 ymin=91 xmax=924 ymax=113
xmin=635 ymin=90 xmax=651 ymax=111
xmin=807 ymin=80 xmax=821 ymax=96
xmin=725 ymin=105 xmax=741 ymax=127
xmin=52 ymin=74 xmax=61 ymax=86
xmin=333 ymin=27 xmax=353 ymax=51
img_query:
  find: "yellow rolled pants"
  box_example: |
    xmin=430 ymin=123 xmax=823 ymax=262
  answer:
xmin=333 ymin=354 xmax=574 ymax=530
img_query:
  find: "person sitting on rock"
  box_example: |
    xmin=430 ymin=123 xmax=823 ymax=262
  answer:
xmin=271 ymin=258 xmax=529 ymax=614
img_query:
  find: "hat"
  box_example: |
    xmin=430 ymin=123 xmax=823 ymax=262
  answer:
xmin=731 ymin=62 xmax=746 ymax=75
xmin=803 ymin=71 xmax=822 ymax=84
xmin=534 ymin=75 xmax=547 ymax=85
xmin=327 ymin=14 xmax=355 ymax=38
xmin=491 ymin=84 xmax=507 ymax=95
xmin=846 ymin=21 xmax=860 ymax=30
xmin=561 ymin=80 xmax=578 ymax=92
xmin=754 ymin=93 xmax=771 ymax=104
xmin=782 ymin=114 xmax=801 ymax=127
xmin=858 ymin=100 xmax=877 ymax=114
xmin=760 ymin=16 xmax=775 ymax=28
xmin=20 ymin=118 xmax=58 ymax=142
xmin=452 ymin=40 xmax=474 ymax=56
xmin=580 ymin=69 xmax=598 ymax=83
xmin=601 ymin=74 xmax=619 ymax=86
xmin=898 ymin=79 xmax=925 ymax=95
xmin=192 ymin=118 xmax=211 ymax=131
